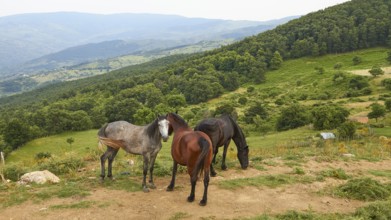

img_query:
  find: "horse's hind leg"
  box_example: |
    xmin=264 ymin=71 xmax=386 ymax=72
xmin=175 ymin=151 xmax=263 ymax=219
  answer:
xmin=100 ymin=148 xmax=110 ymax=181
xmin=187 ymin=178 xmax=196 ymax=203
xmin=107 ymin=147 xmax=119 ymax=180
xmin=199 ymin=170 xmax=210 ymax=206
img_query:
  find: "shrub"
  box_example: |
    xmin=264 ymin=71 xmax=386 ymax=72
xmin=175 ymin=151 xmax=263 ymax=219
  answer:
xmin=337 ymin=121 xmax=356 ymax=140
xmin=35 ymin=152 xmax=52 ymax=160
xmin=38 ymin=155 xmax=85 ymax=175
xmin=3 ymin=163 xmax=29 ymax=181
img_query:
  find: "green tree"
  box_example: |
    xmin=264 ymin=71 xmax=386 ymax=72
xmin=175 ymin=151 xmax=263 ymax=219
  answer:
xmin=367 ymin=103 xmax=386 ymax=122
xmin=214 ymin=103 xmax=236 ymax=117
xmin=133 ymin=107 xmax=154 ymax=125
xmin=276 ymin=104 xmax=309 ymax=131
xmin=269 ymin=51 xmax=283 ymax=70
xmin=369 ymin=65 xmax=384 ymax=77
xmin=311 ymin=105 xmax=349 ymax=130
xmin=244 ymin=102 xmax=268 ymax=124
xmin=166 ymin=94 xmax=186 ymax=110
xmin=3 ymin=119 xmax=31 ymax=149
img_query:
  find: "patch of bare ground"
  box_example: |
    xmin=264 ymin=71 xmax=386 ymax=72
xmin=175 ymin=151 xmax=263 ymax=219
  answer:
xmin=349 ymin=66 xmax=391 ymax=77
xmin=2 ymin=157 xmax=391 ymax=220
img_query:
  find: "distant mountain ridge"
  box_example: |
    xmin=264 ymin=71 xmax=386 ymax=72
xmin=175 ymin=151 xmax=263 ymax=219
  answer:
xmin=0 ymin=12 xmax=296 ymax=76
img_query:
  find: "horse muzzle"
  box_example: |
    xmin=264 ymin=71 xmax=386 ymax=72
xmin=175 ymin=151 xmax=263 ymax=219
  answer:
xmin=162 ymin=136 xmax=169 ymax=142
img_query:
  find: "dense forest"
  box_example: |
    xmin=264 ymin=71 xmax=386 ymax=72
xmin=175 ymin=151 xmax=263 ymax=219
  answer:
xmin=1 ymin=0 xmax=391 ymax=155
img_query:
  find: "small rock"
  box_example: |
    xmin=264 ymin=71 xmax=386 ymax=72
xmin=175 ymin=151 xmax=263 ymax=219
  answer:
xmin=18 ymin=170 xmax=60 ymax=185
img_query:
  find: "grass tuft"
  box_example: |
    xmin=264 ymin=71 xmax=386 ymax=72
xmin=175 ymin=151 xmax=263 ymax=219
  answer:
xmin=335 ymin=178 xmax=391 ymax=201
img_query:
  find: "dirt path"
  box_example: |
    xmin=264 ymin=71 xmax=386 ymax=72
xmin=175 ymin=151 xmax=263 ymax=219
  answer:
xmin=2 ymin=158 xmax=391 ymax=220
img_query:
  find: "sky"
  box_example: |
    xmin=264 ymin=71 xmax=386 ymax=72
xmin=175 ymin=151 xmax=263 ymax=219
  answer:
xmin=0 ymin=0 xmax=351 ymax=21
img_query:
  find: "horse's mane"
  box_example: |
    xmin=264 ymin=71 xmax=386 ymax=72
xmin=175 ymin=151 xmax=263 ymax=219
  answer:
xmin=170 ymin=112 xmax=189 ymax=127
xmin=145 ymin=117 xmax=161 ymax=140
xmin=224 ymin=115 xmax=247 ymax=149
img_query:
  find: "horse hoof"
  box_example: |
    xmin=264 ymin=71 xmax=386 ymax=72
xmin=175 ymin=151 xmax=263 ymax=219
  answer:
xmin=199 ymin=200 xmax=207 ymax=206
xmin=149 ymin=184 xmax=156 ymax=189
xmin=187 ymin=196 xmax=195 ymax=202
xmin=166 ymin=186 xmax=174 ymax=191
xmin=221 ymin=166 xmax=227 ymax=170
xmin=211 ymin=172 xmax=217 ymax=177
xmin=143 ymin=187 xmax=150 ymax=193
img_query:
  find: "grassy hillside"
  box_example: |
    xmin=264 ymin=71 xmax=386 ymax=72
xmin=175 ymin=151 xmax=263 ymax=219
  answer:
xmin=1 ymin=48 xmax=391 ymax=219
xmin=5 ymin=47 xmax=391 ymax=165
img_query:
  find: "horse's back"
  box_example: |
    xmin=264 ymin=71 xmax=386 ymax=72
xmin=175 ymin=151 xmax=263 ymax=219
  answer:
xmin=104 ymin=121 xmax=141 ymax=139
xmin=195 ymin=117 xmax=233 ymax=148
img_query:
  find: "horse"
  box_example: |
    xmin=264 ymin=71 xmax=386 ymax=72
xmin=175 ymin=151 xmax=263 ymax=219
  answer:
xmin=194 ymin=115 xmax=249 ymax=176
xmin=165 ymin=112 xmax=213 ymax=206
xmin=97 ymin=115 xmax=170 ymax=192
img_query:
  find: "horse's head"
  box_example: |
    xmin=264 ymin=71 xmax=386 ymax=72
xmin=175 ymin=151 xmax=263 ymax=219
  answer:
xmin=237 ymin=145 xmax=249 ymax=169
xmin=157 ymin=115 xmax=170 ymax=142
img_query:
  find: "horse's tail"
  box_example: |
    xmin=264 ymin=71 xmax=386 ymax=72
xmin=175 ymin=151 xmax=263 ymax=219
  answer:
xmin=97 ymin=123 xmax=124 ymax=151
xmin=192 ymin=136 xmax=211 ymax=182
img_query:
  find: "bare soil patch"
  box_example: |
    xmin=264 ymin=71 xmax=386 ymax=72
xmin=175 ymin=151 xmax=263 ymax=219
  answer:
xmin=2 ymin=157 xmax=391 ymax=220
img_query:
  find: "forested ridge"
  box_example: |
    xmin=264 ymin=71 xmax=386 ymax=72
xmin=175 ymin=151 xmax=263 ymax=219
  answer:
xmin=1 ymin=0 xmax=391 ymax=154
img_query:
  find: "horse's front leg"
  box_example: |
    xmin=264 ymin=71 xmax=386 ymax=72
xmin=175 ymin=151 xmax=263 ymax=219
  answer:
xmin=148 ymin=153 xmax=158 ymax=189
xmin=142 ymin=154 xmax=150 ymax=192
xmin=221 ymin=141 xmax=230 ymax=170
xmin=212 ymin=146 xmax=218 ymax=164
xmin=166 ymin=161 xmax=178 ymax=191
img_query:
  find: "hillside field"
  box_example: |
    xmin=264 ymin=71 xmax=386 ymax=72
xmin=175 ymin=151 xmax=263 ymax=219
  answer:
xmin=1 ymin=47 xmax=391 ymax=219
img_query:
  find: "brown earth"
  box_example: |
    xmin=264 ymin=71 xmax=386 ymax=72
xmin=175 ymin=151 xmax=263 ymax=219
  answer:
xmin=1 ymin=157 xmax=391 ymax=220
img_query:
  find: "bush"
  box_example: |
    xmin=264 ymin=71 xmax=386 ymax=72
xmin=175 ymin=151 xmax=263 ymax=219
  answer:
xmin=35 ymin=152 xmax=52 ymax=160
xmin=337 ymin=122 xmax=356 ymax=140
xmin=38 ymin=155 xmax=85 ymax=175
xmin=2 ymin=163 xmax=29 ymax=181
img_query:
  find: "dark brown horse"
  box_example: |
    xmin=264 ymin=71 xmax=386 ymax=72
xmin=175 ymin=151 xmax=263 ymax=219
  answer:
xmin=194 ymin=115 xmax=249 ymax=176
xmin=166 ymin=112 xmax=213 ymax=206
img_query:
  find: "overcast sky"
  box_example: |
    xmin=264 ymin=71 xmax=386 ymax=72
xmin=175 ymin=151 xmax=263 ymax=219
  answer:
xmin=1 ymin=0 xmax=350 ymax=21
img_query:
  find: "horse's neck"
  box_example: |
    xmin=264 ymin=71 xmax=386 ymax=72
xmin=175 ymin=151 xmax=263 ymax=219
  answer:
xmin=229 ymin=119 xmax=246 ymax=149
xmin=145 ymin=120 xmax=160 ymax=140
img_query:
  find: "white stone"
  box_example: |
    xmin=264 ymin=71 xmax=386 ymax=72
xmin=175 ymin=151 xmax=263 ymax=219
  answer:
xmin=19 ymin=170 xmax=60 ymax=184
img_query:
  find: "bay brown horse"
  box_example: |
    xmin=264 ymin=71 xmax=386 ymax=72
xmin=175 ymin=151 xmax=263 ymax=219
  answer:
xmin=166 ymin=112 xmax=213 ymax=206
xmin=194 ymin=115 xmax=249 ymax=176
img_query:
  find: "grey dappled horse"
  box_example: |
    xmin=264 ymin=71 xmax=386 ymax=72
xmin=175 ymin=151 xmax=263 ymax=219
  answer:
xmin=98 ymin=115 xmax=169 ymax=192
